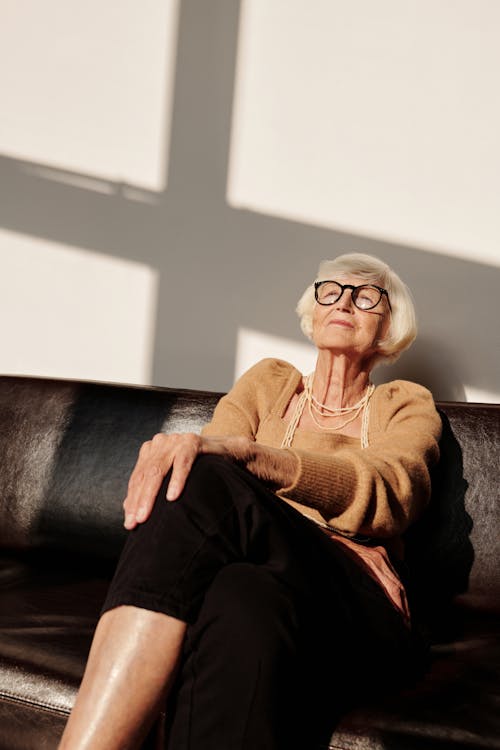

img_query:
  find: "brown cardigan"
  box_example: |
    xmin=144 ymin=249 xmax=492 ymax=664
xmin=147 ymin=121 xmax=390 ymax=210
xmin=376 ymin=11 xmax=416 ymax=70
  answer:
xmin=202 ymin=358 xmax=442 ymax=558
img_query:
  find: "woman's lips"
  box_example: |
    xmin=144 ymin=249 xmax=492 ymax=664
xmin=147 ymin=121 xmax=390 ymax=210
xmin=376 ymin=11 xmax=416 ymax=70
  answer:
xmin=329 ymin=319 xmax=354 ymax=329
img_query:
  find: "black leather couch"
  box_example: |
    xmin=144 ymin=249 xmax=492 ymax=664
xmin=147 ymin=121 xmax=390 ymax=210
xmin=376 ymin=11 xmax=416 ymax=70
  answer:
xmin=0 ymin=375 xmax=498 ymax=750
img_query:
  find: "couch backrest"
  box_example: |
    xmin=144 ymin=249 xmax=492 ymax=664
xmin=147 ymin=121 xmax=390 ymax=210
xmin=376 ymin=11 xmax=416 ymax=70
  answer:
xmin=0 ymin=376 xmax=498 ymax=610
xmin=439 ymin=402 xmax=500 ymax=608
xmin=0 ymin=376 xmax=221 ymax=559
xmin=404 ymin=402 xmax=499 ymax=615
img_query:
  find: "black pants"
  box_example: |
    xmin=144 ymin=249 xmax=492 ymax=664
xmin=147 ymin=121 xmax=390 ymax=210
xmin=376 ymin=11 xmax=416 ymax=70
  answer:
xmin=102 ymin=455 xmax=423 ymax=750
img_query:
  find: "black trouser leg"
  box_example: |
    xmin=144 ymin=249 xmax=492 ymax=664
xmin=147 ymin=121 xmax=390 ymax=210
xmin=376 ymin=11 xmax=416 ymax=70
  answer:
xmin=102 ymin=455 xmax=421 ymax=749
xmin=164 ymin=563 xmax=318 ymax=750
xmin=102 ymin=454 xmax=337 ymax=624
xmin=164 ymin=560 xmax=354 ymax=750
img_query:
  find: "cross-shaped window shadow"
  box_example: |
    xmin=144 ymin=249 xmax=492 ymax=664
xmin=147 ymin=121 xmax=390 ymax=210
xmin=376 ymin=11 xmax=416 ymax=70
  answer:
xmin=0 ymin=0 xmax=498 ymax=398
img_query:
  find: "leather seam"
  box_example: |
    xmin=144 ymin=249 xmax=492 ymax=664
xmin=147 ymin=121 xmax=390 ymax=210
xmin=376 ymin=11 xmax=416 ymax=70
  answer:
xmin=0 ymin=690 xmax=70 ymax=716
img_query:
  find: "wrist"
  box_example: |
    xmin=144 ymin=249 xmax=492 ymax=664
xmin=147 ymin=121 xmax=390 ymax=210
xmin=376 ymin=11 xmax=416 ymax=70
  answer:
xmin=246 ymin=445 xmax=298 ymax=490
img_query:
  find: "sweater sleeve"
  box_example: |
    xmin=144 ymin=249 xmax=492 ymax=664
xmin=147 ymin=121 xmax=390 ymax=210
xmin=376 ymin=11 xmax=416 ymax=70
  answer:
xmin=278 ymin=382 xmax=442 ymax=539
xmin=201 ymin=358 xmax=295 ymax=439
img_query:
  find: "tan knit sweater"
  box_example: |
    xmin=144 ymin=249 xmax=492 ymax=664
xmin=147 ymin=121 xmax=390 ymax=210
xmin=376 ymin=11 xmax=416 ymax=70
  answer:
xmin=202 ymin=358 xmax=442 ymax=557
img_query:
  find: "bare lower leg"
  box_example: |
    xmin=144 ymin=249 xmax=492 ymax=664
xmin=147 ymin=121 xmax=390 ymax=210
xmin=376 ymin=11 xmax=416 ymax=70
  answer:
xmin=58 ymin=606 xmax=187 ymax=750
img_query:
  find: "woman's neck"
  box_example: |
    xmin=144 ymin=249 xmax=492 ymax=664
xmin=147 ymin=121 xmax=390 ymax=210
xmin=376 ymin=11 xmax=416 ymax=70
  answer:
xmin=312 ymin=351 xmax=372 ymax=409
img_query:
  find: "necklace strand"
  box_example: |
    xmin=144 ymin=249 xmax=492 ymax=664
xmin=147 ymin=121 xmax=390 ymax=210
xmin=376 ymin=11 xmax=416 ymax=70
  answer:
xmin=305 ymin=374 xmax=374 ymax=432
xmin=307 ymin=397 xmax=366 ymax=432
xmin=281 ymin=387 xmax=308 ymax=449
xmin=280 ymin=374 xmax=374 ymax=449
xmin=307 ymin=374 xmax=372 ymax=416
xmin=309 ymin=389 xmax=371 ymax=416
xmin=360 ymin=391 xmax=372 ymax=449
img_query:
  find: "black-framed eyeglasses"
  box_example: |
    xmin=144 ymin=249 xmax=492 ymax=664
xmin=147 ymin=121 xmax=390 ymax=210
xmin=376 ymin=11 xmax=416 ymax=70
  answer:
xmin=314 ymin=280 xmax=391 ymax=311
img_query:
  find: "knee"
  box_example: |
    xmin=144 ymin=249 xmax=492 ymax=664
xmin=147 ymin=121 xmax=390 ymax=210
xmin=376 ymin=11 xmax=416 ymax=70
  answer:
xmin=175 ymin=454 xmax=256 ymax=522
xmin=146 ymin=455 xmax=235 ymax=524
xmin=183 ymin=453 xmax=237 ymax=491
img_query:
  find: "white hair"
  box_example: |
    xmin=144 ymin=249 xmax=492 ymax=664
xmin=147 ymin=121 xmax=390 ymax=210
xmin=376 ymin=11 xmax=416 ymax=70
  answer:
xmin=296 ymin=253 xmax=417 ymax=364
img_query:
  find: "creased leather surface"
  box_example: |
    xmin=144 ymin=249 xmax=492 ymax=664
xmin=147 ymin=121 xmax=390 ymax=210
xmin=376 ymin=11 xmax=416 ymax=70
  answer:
xmin=442 ymin=403 xmax=500 ymax=604
xmin=0 ymin=376 xmax=498 ymax=750
xmin=0 ymin=553 xmax=111 ymax=703
xmin=331 ymin=608 xmax=500 ymax=749
xmin=0 ymin=700 xmax=67 ymax=750
xmin=0 ymin=380 xmax=76 ymax=549
xmin=0 ymin=376 xmax=221 ymax=559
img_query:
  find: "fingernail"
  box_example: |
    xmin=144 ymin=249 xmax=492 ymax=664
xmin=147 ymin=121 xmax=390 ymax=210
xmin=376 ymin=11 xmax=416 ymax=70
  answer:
xmin=135 ymin=507 xmax=147 ymax=522
xmin=124 ymin=514 xmax=135 ymax=529
xmin=166 ymin=485 xmax=177 ymax=501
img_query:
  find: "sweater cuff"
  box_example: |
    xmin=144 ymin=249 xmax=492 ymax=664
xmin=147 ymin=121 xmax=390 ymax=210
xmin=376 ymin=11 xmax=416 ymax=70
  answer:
xmin=278 ymin=449 xmax=357 ymax=519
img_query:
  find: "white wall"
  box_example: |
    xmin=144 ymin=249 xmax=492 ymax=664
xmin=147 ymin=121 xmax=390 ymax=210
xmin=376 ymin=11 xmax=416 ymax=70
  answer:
xmin=1 ymin=0 xmax=179 ymax=191
xmin=228 ymin=0 xmax=500 ymax=402
xmin=229 ymin=0 xmax=500 ymax=268
xmin=0 ymin=230 xmax=158 ymax=384
xmin=0 ymin=0 xmax=499 ymax=402
xmin=0 ymin=0 xmax=177 ymax=384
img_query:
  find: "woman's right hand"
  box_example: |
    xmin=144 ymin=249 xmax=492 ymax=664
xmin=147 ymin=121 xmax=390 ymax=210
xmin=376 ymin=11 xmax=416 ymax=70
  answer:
xmin=123 ymin=432 xmax=203 ymax=530
xmin=122 ymin=432 xmax=295 ymax=530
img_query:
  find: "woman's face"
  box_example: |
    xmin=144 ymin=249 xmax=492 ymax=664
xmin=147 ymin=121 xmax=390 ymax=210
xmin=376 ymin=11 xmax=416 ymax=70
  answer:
xmin=311 ymin=274 xmax=391 ymax=362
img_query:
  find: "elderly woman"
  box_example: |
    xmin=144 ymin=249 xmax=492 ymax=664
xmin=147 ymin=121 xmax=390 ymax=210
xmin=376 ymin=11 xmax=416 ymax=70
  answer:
xmin=59 ymin=253 xmax=441 ymax=750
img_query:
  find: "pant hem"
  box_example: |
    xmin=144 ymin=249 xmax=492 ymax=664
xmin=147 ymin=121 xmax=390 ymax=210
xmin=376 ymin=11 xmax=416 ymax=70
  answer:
xmin=100 ymin=589 xmax=192 ymax=623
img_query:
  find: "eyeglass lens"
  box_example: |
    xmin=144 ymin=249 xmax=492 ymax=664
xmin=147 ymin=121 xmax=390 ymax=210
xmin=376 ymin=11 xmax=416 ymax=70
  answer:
xmin=316 ymin=281 xmax=383 ymax=310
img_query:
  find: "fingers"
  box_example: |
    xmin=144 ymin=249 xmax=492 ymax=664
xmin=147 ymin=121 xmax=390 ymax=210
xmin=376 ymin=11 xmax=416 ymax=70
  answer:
xmin=165 ymin=449 xmax=197 ymax=501
xmin=132 ymin=462 xmax=165 ymax=525
xmin=122 ymin=433 xmax=201 ymax=529
xmin=164 ymin=433 xmax=201 ymax=500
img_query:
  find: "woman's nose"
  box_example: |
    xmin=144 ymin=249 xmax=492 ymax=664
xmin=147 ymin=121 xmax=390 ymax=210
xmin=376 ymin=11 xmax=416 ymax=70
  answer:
xmin=335 ymin=289 xmax=355 ymax=311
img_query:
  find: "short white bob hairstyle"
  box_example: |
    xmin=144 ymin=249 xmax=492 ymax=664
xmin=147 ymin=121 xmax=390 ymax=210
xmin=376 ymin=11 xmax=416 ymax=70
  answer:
xmin=296 ymin=253 xmax=417 ymax=365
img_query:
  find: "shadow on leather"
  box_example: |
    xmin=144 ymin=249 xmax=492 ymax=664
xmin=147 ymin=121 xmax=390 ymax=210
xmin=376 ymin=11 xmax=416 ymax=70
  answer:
xmin=404 ymin=410 xmax=474 ymax=642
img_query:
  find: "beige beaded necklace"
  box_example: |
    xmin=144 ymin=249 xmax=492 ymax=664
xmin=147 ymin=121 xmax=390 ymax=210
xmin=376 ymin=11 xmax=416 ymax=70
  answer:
xmin=281 ymin=374 xmax=374 ymax=450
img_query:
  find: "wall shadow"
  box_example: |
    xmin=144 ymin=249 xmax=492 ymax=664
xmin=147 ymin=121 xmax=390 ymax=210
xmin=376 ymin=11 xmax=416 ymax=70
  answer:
xmin=0 ymin=0 xmax=499 ymax=398
xmin=373 ymin=336 xmax=467 ymax=401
